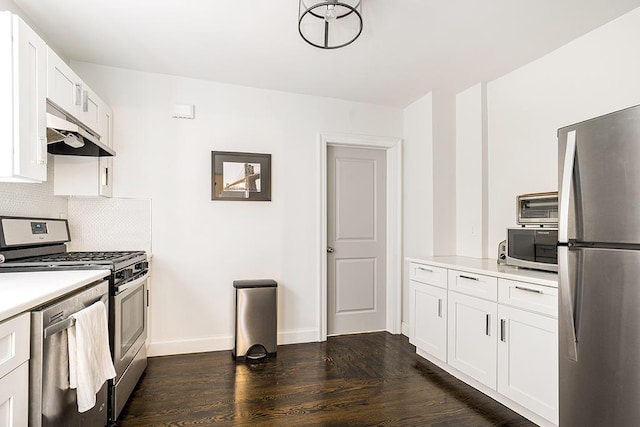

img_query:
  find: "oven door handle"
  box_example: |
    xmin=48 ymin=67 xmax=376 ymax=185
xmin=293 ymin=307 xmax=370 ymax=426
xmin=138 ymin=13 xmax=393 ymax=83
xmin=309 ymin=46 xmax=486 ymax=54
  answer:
xmin=116 ymin=273 xmax=149 ymax=295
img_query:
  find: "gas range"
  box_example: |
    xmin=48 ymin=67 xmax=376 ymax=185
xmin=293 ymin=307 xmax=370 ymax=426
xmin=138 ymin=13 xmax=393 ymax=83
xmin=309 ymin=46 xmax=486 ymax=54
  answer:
xmin=0 ymin=216 xmax=147 ymax=277
xmin=0 ymin=215 xmax=149 ymax=423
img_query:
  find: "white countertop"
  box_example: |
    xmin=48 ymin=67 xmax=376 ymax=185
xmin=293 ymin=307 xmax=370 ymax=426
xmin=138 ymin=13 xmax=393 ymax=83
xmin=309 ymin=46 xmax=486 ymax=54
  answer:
xmin=0 ymin=270 xmax=110 ymax=322
xmin=406 ymin=256 xmax=558 ymax=287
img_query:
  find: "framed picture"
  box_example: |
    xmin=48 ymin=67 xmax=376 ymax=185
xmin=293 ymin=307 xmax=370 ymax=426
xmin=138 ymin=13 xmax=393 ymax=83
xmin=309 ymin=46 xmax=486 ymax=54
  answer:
xmin=211 ymin=151 xmax=272 ymax=201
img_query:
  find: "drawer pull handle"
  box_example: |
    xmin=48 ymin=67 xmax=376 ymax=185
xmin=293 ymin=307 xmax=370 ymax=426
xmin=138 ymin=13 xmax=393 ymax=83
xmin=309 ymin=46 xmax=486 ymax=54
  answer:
xmin=485 ymin=314 xmax=491 ymax=336
xmin=418 ymin=266 xmax=433 ymax=273
xmin=500 ymin=319 xmax=506 ymax=342
xmin=460 ymin=275 xmax=479 ymax=282
xmin=438 ymin=299 xmax=442 ymax=318
xmin=515 ymin=285 xmax=543 ymax=294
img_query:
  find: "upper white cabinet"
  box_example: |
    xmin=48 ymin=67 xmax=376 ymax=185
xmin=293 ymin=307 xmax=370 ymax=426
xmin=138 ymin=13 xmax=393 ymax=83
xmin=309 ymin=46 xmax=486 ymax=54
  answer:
xmin=0 ymin=12 xmax=47 ymax=182
xmin=46 ymin=47 xmax=106 ymax=137
xmin=48 ymin=46 xmax=115 ymax=197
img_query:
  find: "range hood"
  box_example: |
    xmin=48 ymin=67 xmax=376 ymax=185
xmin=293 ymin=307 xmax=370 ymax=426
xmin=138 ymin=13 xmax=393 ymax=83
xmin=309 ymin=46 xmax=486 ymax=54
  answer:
xmin=46 ymin=113 xmax=115 ymax=157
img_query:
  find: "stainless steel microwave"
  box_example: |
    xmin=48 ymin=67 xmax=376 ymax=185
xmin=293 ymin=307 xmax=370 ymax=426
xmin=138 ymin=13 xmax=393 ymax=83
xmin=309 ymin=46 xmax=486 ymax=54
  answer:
xmin=506 ymin=227 xmax=558 ymax=272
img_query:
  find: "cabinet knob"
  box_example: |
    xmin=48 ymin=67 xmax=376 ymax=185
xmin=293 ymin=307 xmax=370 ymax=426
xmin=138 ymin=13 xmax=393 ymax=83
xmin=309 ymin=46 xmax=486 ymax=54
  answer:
xmin=327 ymin=247 xmax=334 ymax=254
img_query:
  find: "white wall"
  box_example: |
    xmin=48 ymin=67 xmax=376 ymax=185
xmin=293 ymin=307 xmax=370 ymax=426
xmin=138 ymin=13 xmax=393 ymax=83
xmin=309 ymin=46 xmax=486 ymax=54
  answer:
xmin=72 ymin=62 xmax=403 ymax=355
xmin=486 ymin=6 xmax=640 ymax=255
xmin=456 ymin=83 xmax=487 ymax=258
xmin=401 ymin=92 xmax=434 ymax=330
xmin=432 ymin=91 xmax=456 ymax=255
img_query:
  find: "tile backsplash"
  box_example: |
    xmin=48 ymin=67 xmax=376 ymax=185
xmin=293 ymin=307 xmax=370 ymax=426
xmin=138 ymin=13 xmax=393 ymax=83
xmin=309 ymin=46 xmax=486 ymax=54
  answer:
xmin=67 ymin=197 xmax=152 ymax=254
xmin=0 ymin=155 xmax=68 ymax=218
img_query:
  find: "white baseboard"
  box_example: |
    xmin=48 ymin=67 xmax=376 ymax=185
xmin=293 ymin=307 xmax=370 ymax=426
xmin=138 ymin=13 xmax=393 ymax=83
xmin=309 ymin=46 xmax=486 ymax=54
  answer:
xmin=147 ymin=328 xmax=320 ymax=357
xmin=147 ymin=335 xmax=234 ymax=357
xmin=278 ymin=328 xmax=319 ymax=345
xmin=415 ymin=348 xmax=556 ymax=427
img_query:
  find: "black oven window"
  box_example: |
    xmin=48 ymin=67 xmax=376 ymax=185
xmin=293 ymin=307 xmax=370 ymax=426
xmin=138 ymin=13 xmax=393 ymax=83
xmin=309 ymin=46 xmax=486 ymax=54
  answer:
xmin=120 ymin=287 xmax=145 ymax=356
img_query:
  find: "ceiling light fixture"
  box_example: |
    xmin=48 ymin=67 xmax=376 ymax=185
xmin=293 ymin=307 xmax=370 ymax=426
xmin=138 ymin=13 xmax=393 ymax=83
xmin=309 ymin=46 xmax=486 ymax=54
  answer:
xmin=298 ymin=0 xmax=363 ymax=49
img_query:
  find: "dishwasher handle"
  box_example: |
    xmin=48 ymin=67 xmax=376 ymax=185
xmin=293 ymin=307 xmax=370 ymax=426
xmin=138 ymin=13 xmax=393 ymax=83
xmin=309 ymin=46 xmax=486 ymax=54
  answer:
xmin=43 ymin=293 xmax=108 ymax=339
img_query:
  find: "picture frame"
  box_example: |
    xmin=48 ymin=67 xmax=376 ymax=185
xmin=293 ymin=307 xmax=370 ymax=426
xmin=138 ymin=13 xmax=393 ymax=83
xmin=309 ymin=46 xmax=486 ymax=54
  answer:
xmin=211 ymin=151 xmax=272 ymax=201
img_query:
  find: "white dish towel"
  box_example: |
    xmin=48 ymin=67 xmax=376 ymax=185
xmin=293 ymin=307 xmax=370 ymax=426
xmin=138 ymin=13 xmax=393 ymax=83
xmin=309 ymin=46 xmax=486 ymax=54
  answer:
xmin=68 ymin=300 xmax=116 ymax=413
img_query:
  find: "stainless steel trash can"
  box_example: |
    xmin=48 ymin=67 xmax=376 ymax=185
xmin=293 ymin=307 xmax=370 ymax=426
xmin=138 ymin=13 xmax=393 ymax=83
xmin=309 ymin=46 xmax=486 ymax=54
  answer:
xmin=232 ymin=279 xmax=277 ymax=361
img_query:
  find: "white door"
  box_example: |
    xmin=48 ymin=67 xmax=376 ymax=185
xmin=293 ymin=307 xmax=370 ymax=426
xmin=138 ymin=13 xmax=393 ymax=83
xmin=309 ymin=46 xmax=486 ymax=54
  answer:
xmin=327 ymin=145 xmax=386 ymax=336
xmin=447 ymin=291 xmax=497 ymax=389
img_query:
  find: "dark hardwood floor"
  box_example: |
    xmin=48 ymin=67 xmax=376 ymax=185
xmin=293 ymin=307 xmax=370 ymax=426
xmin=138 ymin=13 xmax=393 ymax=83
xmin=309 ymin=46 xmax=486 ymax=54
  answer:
xmin=117 ymin=332 xmax=536 ymax=426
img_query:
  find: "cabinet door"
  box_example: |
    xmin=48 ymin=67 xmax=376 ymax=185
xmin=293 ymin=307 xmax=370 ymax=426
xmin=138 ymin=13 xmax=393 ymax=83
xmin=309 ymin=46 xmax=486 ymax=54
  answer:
xmin=15 ymin=16 xmax=47 ymax=181
xmin=0 ymin=14 xmax=47 ymax=182
xmin=448 ymin=291 xmax=497 ymax=389
xmin=47 ymin=46 xmax=83 ymax=118
xmin=498 ymin=305 xmax=558 ymax=424
xmin=409 ymin=281 xmax=447 ymax=361
xmin=0 ymin=362 xmax=29 ymax=426
xmin=79 ymin=86 xmax=102 ymax=135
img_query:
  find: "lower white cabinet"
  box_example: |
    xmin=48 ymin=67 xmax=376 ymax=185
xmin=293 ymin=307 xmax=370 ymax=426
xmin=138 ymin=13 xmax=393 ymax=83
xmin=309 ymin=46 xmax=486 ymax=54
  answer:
xmin=408 ymin=258 xmax=558 ymax=426
xmin=0 ymin=361 xmax=28 ymax=426
xmin=497 ymin=304 xmax=558 ymax=424
xmin=0 ymin=312 xmax=30 ymax=426
xmin=447 ymin=290 xmax=497 ymax=389
xmin=409 ymin=280 xmax=447 ymax=362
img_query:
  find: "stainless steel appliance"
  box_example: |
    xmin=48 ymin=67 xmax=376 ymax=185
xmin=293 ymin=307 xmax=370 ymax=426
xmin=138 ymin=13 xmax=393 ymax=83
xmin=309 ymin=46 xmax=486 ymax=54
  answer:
xmin=558 ymin=104 xmax=640 ymax=426
xmin=30 ymin=280 xmax=109 ymax=426
xmin=505 ymin=227 xmax=558 ymax=272
xmin=497 ymin=240 xmax=507 ymax=264
xmin=516 ymin=192 xmax=558 ymax=225
xmin=0 ymin=216 xmax=148 ymax=424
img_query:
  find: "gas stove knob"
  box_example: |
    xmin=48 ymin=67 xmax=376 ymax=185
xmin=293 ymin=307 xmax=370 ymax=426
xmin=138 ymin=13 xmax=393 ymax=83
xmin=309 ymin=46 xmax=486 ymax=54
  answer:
xmin=0 ymin=254 xmax=4 ymax=263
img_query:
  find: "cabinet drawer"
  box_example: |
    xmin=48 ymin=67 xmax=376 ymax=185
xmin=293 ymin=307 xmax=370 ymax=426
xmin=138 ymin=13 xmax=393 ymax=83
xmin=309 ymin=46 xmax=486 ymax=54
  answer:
xmin=448 ymin=270 xmax=497 ymax=301
xmin=0 ymin=313 xmax=30 ymax=379
xmin=409 ymin=263 xmax=447 ymax=289
xmin=498 ymin=279 xmax=558 ymax=317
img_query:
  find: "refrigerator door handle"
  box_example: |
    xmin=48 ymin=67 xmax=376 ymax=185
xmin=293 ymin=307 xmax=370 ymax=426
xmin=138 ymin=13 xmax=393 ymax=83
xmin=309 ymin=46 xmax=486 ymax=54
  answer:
xmin=559 ymin=245 xmax=579 ymax=362
xmin=559 ymin=130 xmax=577 ymax=243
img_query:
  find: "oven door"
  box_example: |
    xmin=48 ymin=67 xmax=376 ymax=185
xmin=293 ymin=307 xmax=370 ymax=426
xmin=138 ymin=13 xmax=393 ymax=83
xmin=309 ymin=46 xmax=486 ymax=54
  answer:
xmin=113 ymin=273 xmax=148 ymax=380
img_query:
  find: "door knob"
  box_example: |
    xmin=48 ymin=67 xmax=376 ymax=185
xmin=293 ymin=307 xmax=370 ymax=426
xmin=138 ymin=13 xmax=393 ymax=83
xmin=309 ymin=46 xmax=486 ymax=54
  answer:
xmin=327 ymin=247 xmax=334 ymax=253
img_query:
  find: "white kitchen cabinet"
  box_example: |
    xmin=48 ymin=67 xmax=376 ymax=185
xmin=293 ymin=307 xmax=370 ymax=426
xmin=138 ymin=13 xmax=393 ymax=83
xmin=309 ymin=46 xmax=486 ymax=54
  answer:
xmin=49 ymin=47 xmax=115 ymax=197
xmin=0 ymin=312 xmax=30 ymax=426
xmin=409 ymin=280 xmax=447 ymax=362
xmin=47 ymin=47 xmax=82 ymax=121
xmin=46 ymin=46 xmax=108 ymax=137
xmin=498 ymin=304 xmax=558 ymax=424
xmin=408 ymin=257 xmax=558 ymax=426
xmin=54 ymin=155 xmax=113 ymax=197
xmin=447 ymin=290 xmax=497 ymax=389
xmin=0 ymin=12 xmax=47 ymax=182
xmin=0 ymin=361 xmax=28 ymax=426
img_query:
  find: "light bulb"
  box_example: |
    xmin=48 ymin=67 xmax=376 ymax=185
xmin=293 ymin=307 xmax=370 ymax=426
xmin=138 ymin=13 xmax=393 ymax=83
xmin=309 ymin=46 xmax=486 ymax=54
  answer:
xmin=324 ymin=4 xmax=337 ymax=22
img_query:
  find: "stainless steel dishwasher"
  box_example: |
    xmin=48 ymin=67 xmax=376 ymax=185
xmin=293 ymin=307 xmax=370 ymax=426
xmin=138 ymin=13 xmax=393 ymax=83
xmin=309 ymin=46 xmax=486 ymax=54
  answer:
xmin=30 ymin=279 xmax=110 ymax=427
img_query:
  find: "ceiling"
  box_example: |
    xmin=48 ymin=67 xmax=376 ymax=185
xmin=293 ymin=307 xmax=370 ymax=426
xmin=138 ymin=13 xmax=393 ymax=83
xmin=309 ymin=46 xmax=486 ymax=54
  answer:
xmin=13 ymin=0 xmax=640 ymax=107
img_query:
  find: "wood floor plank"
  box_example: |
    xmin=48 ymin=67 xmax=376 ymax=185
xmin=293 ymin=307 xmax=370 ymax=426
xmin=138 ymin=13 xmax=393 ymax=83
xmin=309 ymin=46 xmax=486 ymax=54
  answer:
xmin=117 ymin=332 xmax=536 ymax=426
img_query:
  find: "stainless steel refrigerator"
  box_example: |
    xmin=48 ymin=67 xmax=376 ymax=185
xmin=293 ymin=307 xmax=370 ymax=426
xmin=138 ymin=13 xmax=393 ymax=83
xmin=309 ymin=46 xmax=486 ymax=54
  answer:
xmin=558 ymin=104 xmax=640 ymax=427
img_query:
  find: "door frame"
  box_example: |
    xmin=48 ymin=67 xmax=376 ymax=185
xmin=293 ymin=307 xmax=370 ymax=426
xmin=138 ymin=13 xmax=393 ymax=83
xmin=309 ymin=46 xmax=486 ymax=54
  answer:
xmin=319 ymin=132 xmax=402 ymax=341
